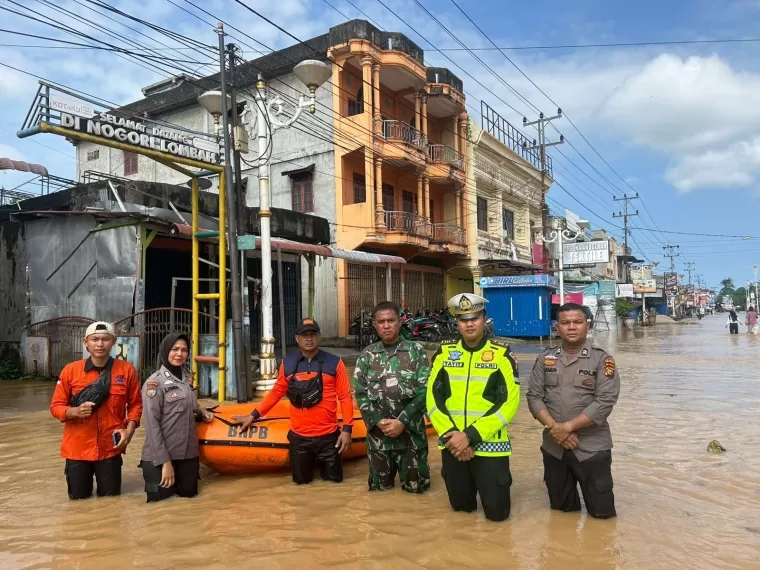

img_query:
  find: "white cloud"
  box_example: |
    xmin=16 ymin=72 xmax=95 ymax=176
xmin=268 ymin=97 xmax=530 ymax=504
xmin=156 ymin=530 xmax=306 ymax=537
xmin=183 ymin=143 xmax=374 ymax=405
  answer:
xmin=0 ymin=143 xmax=25 ymax=161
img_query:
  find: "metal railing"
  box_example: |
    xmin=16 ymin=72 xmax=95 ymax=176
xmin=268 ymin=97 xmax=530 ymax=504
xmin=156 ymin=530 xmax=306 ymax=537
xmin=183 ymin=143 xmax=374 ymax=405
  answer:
xmin=383 ymin=210 xmax=431 ymax=236
xmin=481 ymin=100 xmax=553 ymax=175
xmin=432 ymin=223 xmax=466 ymax=245
xmin=382 ymin=120 xmax=426 ymax=151
xmin=428 ymin=144 xmax=464 ymax=170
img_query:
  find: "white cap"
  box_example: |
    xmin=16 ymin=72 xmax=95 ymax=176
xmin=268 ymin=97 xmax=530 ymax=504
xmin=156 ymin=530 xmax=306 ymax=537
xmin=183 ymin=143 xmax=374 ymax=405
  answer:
xmin=447 ymin=293 xmax=488 ymax=320
xmin=85 ymin=321 xmax=116 ymax=339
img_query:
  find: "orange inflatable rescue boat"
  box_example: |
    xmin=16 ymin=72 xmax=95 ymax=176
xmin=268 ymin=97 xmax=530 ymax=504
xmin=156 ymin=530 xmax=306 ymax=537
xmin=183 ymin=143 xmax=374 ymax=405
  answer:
xmin=197 ymin=400 xmax=435 ymax=475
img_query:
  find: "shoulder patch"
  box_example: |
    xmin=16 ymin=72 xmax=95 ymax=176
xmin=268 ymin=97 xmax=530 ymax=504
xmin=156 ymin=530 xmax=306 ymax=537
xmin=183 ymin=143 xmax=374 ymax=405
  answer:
xmin=604 ymin=356 xmax=616 ymax=377
xmin=489 ymin=338 xmax=510 ymax=349
xmin=146 ymin=381 xmax=158 ymax=388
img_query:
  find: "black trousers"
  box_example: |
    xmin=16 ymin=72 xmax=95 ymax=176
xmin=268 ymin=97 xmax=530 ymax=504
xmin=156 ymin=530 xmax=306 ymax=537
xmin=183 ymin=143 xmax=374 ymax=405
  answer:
xmin=140 ymin=457 xmax=200 ymax=503
xmin=542 ymin=448 xmax=616 ymax=519
xmin=729 ymin=323 xmax=739 ymax=334
xmin=287 ymin=429 xmax=342 ymax=485
xmin=65 ymin=455 xmax=122 ymax=500
xmin=441 ymin=449 xmax=512 ymax=522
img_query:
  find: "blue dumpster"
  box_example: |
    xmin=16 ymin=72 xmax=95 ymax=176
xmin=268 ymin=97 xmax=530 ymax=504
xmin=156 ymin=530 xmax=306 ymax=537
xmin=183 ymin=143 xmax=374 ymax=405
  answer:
xmin=480 ymin=275 xmax=558 ymax=338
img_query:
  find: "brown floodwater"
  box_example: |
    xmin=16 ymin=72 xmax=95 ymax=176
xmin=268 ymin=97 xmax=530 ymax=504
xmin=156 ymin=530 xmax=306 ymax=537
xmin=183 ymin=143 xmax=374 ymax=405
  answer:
xmin=1 ymin=314 xmax=759 ymax=569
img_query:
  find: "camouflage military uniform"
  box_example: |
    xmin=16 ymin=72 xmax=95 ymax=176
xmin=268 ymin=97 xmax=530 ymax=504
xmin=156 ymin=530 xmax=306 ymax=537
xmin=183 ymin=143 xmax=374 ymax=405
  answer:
xmin=352 ymin=339 xmax=431 ymax=493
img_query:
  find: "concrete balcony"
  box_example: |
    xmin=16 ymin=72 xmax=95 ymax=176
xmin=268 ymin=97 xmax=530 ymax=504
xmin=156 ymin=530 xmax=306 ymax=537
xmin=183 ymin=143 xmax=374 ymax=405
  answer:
xmin=431 ymin=223 xmax=465 ymax=246
xmin=383 ymin=210 xmax=431 ymax=237
xmin=427 ymin=144 xmax=466 ymax=184
xmin=376 ymin=120 xmax=427 ymax=169
xmin=426 ymin=67 xmax=466 ymax=115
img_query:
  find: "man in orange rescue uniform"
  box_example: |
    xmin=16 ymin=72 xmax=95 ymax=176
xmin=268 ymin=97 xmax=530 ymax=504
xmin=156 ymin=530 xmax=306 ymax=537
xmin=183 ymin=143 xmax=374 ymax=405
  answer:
xmin=50 ymin=322 xmax=142 ymax=500
xmin=233 ymin=318 xmax=354 ymax=484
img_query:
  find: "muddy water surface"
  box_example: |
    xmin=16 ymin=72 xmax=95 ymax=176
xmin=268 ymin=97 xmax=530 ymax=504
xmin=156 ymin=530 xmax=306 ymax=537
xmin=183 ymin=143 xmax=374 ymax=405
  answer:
xmin=1 ymin=314 xmax=759 ymax=569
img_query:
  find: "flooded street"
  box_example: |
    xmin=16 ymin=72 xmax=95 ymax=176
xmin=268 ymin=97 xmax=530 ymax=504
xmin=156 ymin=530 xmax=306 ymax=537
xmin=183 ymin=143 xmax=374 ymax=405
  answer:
xmin=1 ymin=314 xmax=759 ymax=569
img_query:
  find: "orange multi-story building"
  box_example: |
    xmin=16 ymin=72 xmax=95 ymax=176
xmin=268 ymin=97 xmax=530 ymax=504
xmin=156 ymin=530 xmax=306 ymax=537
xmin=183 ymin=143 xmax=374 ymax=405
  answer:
xmin=327 ymin=24 xmax=472 ymax=335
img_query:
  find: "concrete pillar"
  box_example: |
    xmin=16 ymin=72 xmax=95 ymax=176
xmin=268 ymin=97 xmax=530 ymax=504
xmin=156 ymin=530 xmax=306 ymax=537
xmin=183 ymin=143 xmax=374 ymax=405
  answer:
xmin=372 ymin=63 xmax=381 ymax=134
xmin=364 ymin=146 xmax=375 ymax=231
xmin=414 ymin=93 xmax=421 ymax=133
xmin=424 ymin=176 xmax=430 ymax=220
xmin=451 ymin=116 xmax=459 ymax=154
xmin=375 ymin=157 xmax=385 ymax=229
xmin=472 ymin=266 xmax=483 ymax=295
xmin=455 ymin=187 xmax=462 ymax=229
xmin=416 ymin=175 xmax=424 ymax=217
xmin=421 ymin=95 xmax=428 ymax=140
xmin=459 ymin=114 xmax=467 ymax=163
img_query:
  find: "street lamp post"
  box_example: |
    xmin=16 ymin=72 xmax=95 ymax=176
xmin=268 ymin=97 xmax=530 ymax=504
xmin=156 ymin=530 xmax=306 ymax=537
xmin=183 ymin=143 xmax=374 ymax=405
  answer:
xmin=240 ymin=60 xmax=332 ymax=389
xmin=539 ymin=219 xmax=589 ymax=305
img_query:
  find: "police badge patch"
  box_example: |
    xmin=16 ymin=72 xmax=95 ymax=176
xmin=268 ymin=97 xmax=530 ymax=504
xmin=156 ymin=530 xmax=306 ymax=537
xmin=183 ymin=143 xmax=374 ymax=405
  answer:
xmin=481 ymin=350 xmax=494 ymax=362
xmin=544 ymin=358 xmax=557 ymax=367
xmin=449 ymin=350 xmax=463 ymax=361
xmin=604 ymin=357 xmax=615 ymax=377
xmin=147 ymin=388 xmax=156 ymax=398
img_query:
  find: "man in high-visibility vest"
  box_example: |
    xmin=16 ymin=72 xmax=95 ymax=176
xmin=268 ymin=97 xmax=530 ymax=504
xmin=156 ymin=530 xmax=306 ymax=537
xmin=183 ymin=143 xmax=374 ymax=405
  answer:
xmin=427 ymin=293 xmax=520 ymax=521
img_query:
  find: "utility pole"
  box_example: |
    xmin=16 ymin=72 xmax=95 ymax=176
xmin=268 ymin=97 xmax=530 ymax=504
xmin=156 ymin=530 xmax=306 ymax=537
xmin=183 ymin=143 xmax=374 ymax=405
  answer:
xmin=612 ymin=193 xmax=639 ymax=283
xmin=663 ymin=244 xmax=680 ymax=315
xmin=524 ymin=109 xmax=564 ymax=275
xmin=227 ymin=43 xmax=252 ymax=400
xmin=684 ymin=261 xmax=695 ymax=289
xmin=216 ymin=24 xmax=247 ymax=403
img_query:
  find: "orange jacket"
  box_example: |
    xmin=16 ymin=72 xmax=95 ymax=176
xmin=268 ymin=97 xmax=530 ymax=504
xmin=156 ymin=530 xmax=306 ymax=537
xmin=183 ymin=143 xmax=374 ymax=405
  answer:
xmin=255 ymin=350 xmax=354 ymax=438
xmin=50 ymin=358 xmax=143 ymax=461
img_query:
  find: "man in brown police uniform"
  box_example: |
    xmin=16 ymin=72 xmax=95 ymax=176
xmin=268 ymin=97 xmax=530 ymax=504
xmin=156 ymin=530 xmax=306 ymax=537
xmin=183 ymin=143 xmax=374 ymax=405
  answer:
xmin=527 ymin=302 xmax=620 ymax=519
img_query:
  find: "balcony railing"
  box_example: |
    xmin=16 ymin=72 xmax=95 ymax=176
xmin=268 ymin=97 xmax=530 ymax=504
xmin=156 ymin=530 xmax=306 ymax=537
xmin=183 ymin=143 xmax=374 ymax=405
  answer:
xmin=381 ymin=120 xmax=426 ymax=151
xmin=428 ymin=144 xmax=464 ymax=170
xmin=383 ymin=210 xmax=430 ymax=236
xmin=432 ymin=223 xmax=466 ymax=246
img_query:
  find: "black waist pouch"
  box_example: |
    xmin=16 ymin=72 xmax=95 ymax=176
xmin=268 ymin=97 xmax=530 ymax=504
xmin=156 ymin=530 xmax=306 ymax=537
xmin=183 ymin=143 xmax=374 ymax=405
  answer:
xmin=70 ymin=359 xmax=113 ymax=410
xmin=286 ymin=362 xmax=323 ymax=409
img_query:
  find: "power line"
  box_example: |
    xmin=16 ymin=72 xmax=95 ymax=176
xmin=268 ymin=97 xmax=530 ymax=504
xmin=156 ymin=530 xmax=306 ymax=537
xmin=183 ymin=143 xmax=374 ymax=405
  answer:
xmin=434 ymin=38 xmax=760 ymax=51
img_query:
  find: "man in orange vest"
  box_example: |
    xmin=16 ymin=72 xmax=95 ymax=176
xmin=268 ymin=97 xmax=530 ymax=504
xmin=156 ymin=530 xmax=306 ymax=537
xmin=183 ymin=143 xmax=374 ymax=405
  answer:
xmin=50 ymin=322 xmax=143 ymax=499
xmin=233 ymin=318 xmax=354 ymax=484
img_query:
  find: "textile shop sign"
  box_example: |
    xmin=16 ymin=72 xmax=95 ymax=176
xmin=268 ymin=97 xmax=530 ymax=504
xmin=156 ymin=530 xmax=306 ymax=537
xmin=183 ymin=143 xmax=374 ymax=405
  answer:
xmin=480 ymin=275 xmax=559 ymax=289
xmin=59 ymin=111 xmax=220 ymax=164
xmin=562 ymin=241 xmax=610 ymax=266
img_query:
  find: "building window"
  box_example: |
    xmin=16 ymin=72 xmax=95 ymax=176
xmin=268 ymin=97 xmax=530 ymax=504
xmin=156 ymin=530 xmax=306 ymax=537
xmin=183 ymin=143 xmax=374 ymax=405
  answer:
xmin=291 ymin=175 xmax=314 ymax=213
xmin=382 ymin=184 xmax=395 ymax=212
xmin=348 ymin=87 xmax=364 ymax=117
xmin=477 ymin=197 xmax=488 ymax=231
xmin=123 ymin=151 xmax=138 ymax=175
xmin=429 ymin=199 xmax=435 ymax=223
xmin=87 ymin=149 xmax=99 ymax=161
xmin=503 ymin=208 xmax=514 ymax=238
xmin=352 ymin=173 xmax=366 ymax=204
xmin=402 ymin=190 xmax=416 ymax=214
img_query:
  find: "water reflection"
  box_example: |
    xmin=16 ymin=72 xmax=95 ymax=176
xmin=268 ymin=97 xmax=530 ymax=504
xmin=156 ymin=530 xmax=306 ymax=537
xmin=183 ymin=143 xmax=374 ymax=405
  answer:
xmin=0 ymin=315 xmax=758 ymax=569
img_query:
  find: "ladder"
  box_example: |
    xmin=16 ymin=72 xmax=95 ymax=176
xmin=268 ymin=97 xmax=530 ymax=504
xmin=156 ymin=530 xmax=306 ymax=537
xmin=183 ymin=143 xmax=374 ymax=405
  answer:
xmin=593 ymin=302 xmax=611 ymax=332
xmin=190 ymin=170 xmax=227 ymax=402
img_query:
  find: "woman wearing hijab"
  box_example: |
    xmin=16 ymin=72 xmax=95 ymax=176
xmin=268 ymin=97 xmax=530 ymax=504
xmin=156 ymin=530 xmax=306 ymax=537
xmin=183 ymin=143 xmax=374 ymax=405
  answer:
xmin=140 ymin=333 xmax=213 ymax=502
xmin=726 ymin=310 xmax=741 ymax=335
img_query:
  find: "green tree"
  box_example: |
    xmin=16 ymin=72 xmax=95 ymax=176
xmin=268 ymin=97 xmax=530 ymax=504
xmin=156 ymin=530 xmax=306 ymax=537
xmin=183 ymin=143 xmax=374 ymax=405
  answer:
xmin=718 ymin=278 xmax=736 ymax=304
xmin=733 ymin=287 xmax=747 ymax=309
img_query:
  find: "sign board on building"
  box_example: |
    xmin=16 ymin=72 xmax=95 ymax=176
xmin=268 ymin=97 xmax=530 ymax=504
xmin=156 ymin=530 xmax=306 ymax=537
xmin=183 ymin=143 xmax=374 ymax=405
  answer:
xmin=480 ymin=275 xmax=559 ymax=289
xmin=630 ymin=265 xmax=655 ymax=281
xmin=50 ymin=94 xmax=96 ymax=119
xmin=562 ymin=241 xmax=610 ymax=266
xmin=565 ymin=209 xmax=583 ymax=234
xmin=59 ymin=112 xmax=221 ymax=164
xmin=616 ymin=284 xmax=634 ymax=297
xmin=633 ymin=279 xmax=657 ymax=293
